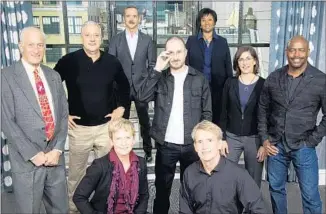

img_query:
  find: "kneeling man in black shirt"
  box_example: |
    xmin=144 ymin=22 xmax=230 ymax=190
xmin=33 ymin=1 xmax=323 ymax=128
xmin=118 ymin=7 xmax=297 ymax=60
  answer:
xmin=179 ymin=120 xmax=266 ymax=214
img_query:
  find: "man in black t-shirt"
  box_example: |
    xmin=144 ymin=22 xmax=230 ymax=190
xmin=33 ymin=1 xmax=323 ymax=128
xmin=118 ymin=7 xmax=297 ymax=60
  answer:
xmin=54 ymin=21 xmax=130 ymax=213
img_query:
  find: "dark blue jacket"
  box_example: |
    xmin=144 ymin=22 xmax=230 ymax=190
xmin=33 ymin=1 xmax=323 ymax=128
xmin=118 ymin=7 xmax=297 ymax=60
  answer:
xmin=186 ymin=34 xmax=233 ymax=125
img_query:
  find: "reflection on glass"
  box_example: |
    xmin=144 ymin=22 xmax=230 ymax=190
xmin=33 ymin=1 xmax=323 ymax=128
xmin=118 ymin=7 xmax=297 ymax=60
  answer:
xmin=42 ymin=17 xmax=60 ymax=34
xmin=68 ymin=16 xmax=82 ymax=34
xmin=242 ymin=2 xmax=271 ymax=43
xmin=156 ymin=2 xmax=194 ymax=44
xmin=46 ymin=47 xmax=62 ymax=63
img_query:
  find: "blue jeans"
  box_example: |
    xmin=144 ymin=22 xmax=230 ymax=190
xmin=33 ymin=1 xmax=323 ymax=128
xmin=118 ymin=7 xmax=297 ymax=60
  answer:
xmin=267 ymin=143 xmax=322 ymax=214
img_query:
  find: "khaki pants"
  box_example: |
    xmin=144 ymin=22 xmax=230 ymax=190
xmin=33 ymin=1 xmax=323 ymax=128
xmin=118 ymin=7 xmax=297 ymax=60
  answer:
xmin=67 ymin=122 xmax=112 ymax=212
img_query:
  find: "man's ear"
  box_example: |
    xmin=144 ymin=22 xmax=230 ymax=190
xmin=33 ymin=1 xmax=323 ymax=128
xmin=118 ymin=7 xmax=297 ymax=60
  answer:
xmin=18 ymin=42 xmax=23 ymax=54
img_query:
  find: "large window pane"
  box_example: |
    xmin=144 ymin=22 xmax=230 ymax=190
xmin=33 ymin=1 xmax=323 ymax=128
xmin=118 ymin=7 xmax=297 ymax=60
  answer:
xmin=156 ymin=1 xmax=195 ymax=44
xmin=42 ymin=1 xmax=58 ymax=6
xmin=33 ymin=16 xmax=40 ymax=28
xmin=242 ymin=2 xmax=271 ymax=44
xmin=68 ymin=1 xmax=109 ymax=45
xmin=42 ymin=16 xmax=60 ymax=34
xmin=67 ymin=1 xmax=90 ymax=44
xmin=46 ymin=47 xmax=62 ymax=63
xmin=68 ymin=16 xmax=82 ymax=34
xmin=68 ymin=47 xmax=82 ymax=53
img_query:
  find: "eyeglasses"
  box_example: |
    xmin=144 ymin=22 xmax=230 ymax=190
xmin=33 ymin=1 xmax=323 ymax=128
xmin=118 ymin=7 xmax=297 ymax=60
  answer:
xmin=238 ymin=57 xmax=254 ymax=63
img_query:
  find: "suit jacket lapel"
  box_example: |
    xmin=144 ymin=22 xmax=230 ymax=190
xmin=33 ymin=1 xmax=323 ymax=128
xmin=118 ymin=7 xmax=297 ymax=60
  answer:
xmin=197 ymin=38 xmax=204 ymax=58
xmin=122 ymin=31 xmax=133 ymax=62
xmin=133 ymin=32 xmax=143 ymax=62
xmin=14 ymin=61 xmax=43 ymax=118
xmin=289 ymin=72 xmax=313 ymax=104
xmin=41 ymin=65 xmax=59 ymax=123
xmin=279 ymin=67 xmax=289 ymax=105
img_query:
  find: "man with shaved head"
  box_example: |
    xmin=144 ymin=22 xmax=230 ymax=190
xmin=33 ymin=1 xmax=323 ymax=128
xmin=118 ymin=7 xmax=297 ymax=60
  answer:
xmin=258 ymin=35 xmax=325 ymax=214
xmin=138 ymin=36 xmax=212 ymax=214
xmin=54 ymin=21 xmax=130 ymax=213
xmin=2 ymin=26 xmax=69 ymax=213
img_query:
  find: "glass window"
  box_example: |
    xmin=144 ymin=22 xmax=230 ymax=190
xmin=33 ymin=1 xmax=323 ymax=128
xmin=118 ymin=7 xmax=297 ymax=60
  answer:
xmin=33 ymin=16 xmax=40 ymax=28
xmin=67 ymin=1 xmax=82 ymax=6
xmin=42 ymin=1 xmax=58 ymax=5
xmin=46 ymin=47 xmax=62 ymax=63
xmin=68 ymin=47 xmax=82 ymax=53
xmin=242 ymin=2 xmax=271 ymax=44
xmin=67 ymin=1 xmax=96 ymax=44
xmin=42 ymin=16 xmax=60 ymax=34
xmin=156 ymin=1 xmax=195 ymax=45
xmin=68 ymin=16 xmax=82 ymax=34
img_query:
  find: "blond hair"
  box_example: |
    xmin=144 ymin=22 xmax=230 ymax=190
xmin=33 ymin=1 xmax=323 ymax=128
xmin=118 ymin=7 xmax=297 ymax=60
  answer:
xmin=191 ymin=120 xmax=223 ymax=142
xmin=108 ymin=118 xmax=135 ymax=140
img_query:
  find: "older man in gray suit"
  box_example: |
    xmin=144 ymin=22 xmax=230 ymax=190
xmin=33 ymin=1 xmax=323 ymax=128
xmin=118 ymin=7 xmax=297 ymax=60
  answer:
xmin=1 ymin=27 xmax=68 ymax=213
xmin=109 ymin=6 xmax=156 ymax=162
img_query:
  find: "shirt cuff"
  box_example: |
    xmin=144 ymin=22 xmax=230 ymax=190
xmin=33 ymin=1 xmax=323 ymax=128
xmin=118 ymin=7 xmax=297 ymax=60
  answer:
xmin=53 ymin=149 xmax=63 ymax=154
xmin=30 ymin=154 xmax=38 ymax=161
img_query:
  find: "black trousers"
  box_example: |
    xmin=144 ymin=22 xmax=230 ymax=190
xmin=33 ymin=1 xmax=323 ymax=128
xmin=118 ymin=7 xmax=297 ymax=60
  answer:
xmin=153 ymin=142 xmax=199 ymax=214
xmin=124 ymin=87 xmax=152 ymax=154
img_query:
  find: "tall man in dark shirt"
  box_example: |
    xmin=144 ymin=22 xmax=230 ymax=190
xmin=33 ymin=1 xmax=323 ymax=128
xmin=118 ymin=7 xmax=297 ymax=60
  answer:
xmin=53 ymin=21 xmax=130 ymax=213
xmin=186 ymin=8 xmax=233 ymax=125
xmin=180 ymin=120 xmax=266 ymax=214
xmin=109 ymin=6 xmax=156 ymax=162
xmin=138 ymin=36 xmax=212 ymax=214
xmin=258 ymin=36 xmax=325 ymax=214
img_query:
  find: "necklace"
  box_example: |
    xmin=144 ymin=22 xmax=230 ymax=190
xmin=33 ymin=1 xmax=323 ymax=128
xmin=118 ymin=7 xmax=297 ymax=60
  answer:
xmin=239 ymin=75 xmax=257 ymax=92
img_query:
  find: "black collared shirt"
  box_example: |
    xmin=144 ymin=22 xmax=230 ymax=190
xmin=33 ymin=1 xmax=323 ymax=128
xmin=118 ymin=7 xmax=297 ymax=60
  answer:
xmin=54 ymin=49 xmax=130 ymax=126
xmin=180 ymin=157 xmax=266 ymax=214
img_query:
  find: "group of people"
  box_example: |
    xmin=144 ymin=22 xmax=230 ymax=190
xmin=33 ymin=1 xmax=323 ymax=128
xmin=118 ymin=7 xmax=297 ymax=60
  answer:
xmin=1 ymin=6 xmax=325 ymax=214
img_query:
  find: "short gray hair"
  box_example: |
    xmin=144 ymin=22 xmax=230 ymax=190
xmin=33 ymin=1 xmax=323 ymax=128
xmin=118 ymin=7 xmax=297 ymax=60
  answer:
xmin=81 ymin=21 xmax=102 ymax=36
xmin=191 ymin=120 xmax=223 ymax=142
xmin=20 ymin=26 xmax=46 ymax=43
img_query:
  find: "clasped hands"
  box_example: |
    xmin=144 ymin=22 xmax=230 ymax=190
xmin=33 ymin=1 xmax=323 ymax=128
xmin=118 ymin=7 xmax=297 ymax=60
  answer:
xmin=31 ymin=150 xmax=61 ymax=167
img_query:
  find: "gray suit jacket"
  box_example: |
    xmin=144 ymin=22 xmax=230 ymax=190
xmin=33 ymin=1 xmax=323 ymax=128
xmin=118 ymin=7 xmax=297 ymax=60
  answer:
xmin=1 ymin=61 xmax=68 ymax=173
xmin=108 ymin=30 xmax=156 ymax=93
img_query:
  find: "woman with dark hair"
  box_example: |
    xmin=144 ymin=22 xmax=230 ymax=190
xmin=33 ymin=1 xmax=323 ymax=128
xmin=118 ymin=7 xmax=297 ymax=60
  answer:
xmin=186 ymin=8 xmax=233 ymax=125
xmin=73 ymin=118 xmax=149 ymax=214
xmin=219 ymin=46 xmax=266 ymax=188
xmin=195 ymin=8 xmax=217 ymax=33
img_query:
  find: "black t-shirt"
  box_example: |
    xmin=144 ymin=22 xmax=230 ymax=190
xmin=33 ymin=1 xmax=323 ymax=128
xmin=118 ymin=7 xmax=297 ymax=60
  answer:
xmin=54 ymin=49 xmax=130 ymax=126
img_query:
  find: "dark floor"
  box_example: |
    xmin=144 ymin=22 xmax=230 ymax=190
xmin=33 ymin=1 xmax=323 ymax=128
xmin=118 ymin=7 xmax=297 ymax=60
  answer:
xmin=1 ymin=180 xmax=325 ymax=214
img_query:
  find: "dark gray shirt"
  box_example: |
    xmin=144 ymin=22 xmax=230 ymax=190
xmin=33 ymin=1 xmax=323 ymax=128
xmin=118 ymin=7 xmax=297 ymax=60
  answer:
xmin=286 ymin=73 xmax=304 ymax=102
xmin=283 ymin=73 xmax=304 ymax=151
xmin=179 ymin=157 xmax=266 ymax=214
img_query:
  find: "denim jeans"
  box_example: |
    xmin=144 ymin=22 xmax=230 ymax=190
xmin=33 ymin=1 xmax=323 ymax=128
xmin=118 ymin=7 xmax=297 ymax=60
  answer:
xmin=267 ymin=142 xmax=322 ymax=214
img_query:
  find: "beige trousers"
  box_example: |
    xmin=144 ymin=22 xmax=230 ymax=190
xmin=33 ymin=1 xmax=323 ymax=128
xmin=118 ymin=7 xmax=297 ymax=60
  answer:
xmin=67 ymin=122 xmax=112 ymax=212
